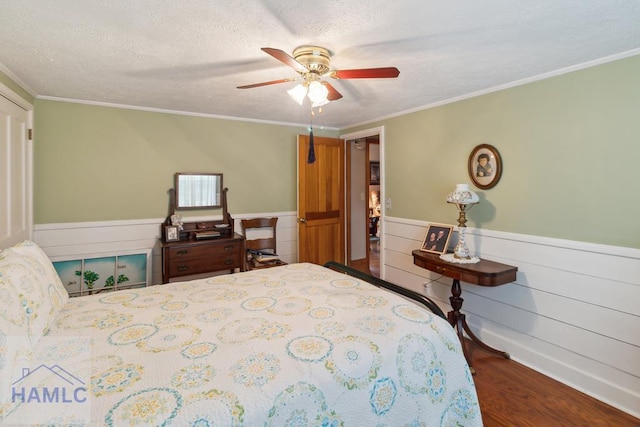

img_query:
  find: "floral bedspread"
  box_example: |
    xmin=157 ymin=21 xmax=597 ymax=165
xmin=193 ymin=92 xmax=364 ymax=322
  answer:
xmin=5 ymin=263 xmax=481 ymax=426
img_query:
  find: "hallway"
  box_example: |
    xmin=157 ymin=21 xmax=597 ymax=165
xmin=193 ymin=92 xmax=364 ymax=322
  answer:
xmin=369 ymin=236 xmax=379 ymax=277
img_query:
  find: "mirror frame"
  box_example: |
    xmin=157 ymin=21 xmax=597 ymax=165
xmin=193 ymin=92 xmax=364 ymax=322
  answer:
xmin=174 ymin=172 xmax=223 ymax=210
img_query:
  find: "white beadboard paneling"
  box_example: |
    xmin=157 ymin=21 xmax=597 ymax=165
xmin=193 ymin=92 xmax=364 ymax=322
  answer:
xmin=466 ymin=277 xmax=639 ymax=345
xmin=42 ymin=239 xmax=162 ymax=259
xmin=384 ymin=234 xmax=420 ymax=257
xmin=35 ymin=219 xmax=163 ymax=247
xmin=425 ymin=277 xmax=458 ymax=302
xmin=467 ymin=228 xmax=640 ymax=285
xmin=383 ymin=247 xmax=414 ymax=271
xmin=384 ymin=217 xmax=425 ymax=240
xmin=35 ymin=212 xmax=298 ymax=285
xmin=507 ymin=258 xmax=638 ymax=315
xmin=468 ymin=316 xmax=640 ymax=415
xmin=380 ymin=216 xmax=640 ymax=418
xmin=453 ymin=283 xmax=640 ymax=377
xmin=384 ymin=264 xmax=435 ymax=296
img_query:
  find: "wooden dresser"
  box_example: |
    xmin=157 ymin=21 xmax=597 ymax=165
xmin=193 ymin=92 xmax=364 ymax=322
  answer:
xmin=161 ymin=233 xmax=245 ymax=283
xmin=161 ymin=184 xmax=247 ymax=283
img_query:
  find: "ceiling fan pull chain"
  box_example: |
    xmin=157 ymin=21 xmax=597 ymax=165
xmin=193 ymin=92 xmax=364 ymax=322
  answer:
xmin=308 ymin=128 xmax=316 ymax=164
xmin=308 ymin=107 xmax=316 ymax=164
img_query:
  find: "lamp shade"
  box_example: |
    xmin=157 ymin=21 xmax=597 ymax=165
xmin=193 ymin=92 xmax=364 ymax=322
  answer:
xmin=447 ymin=184 xmax=479 ymax=205
xmin=307 ymin=81 xmax=329 ymax=107
xmin=446 ymin=183 xmax=479 ymax=260
xmin=287 ymin=84 xmax=308 ymax=105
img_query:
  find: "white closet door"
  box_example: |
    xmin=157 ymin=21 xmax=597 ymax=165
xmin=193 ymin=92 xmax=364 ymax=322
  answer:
xmin=0 ymin=89 xmax=33 ymax=247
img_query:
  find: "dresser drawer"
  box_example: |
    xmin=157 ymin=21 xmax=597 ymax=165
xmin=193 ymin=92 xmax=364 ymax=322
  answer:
xmin=167 ymin=241 xmax=242 ymax=260
xmin=162 ymin=234 xmax=246 ymax=283
xmin=168 ymin=254 xmax=241 ymax=277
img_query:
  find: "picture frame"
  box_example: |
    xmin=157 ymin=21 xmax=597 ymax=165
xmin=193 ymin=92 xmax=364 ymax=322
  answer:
xmin=165 ymin=225 xmax=180 ymax=242
xmin=369 ymin=161 xmax=380 ymax=185
xmin=468 ymin=144 xmax=502 ymax=189
xmin=420 ymin=223 xmax=454 ymax=255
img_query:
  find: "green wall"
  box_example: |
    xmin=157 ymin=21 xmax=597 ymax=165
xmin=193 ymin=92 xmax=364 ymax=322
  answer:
xmin=346 ymin=54 xmax=640 ymax=249
xmin=26 ymin=54 xmax=640 ymax=248
xmin=33 ymin=100 xmax=338 ymax=222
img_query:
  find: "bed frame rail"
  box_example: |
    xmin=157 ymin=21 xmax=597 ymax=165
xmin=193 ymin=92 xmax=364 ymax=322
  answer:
xmin=323 ymin=261 xmax=446 ymax=320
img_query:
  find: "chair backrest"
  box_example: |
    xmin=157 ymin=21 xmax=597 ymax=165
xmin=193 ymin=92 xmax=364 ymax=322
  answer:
xmin=241 ymin=217 xmax=278 ymax=253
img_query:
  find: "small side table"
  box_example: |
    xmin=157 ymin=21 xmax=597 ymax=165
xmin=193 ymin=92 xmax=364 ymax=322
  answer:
xmin=412 ymin=250 xmax=517 ymax=372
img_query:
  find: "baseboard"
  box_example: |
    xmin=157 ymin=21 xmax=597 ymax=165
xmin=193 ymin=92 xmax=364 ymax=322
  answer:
xmin=467 ymin=320 xmax=640 ymax=418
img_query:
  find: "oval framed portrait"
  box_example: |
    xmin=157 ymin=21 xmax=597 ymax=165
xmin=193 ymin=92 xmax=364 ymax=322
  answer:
xmin=468 ymin=144 xmax=502 ymax=189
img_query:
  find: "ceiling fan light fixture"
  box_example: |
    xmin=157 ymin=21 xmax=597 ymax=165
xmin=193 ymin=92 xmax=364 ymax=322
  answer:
xmin=307 ymin=81 xmax=329 ymax=106
xmin=239 ymin=46 xmax=399 ymax=106
xmin=311 ymin=98 xmax=329 ymax=108
xmin=287 ymin=84 xmax=308 ymax=105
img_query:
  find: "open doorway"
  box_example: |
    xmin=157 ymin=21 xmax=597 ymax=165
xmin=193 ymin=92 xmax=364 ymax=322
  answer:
xmin=368 ymin=141 xmax=380 ymax=277
xmin=343 ymin=127 xmax=383 ymax=278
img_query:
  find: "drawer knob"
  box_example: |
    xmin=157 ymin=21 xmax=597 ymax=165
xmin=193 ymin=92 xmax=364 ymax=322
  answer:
xmin=177 ymin=250 xmax=188 ymax=256
xmin=224 ymin=259 xmax=234 ymax=265
xmin=224 ymin=245 xmax=234 ymax=251
xmin=177 ymin=265 xmax=189 ymax=272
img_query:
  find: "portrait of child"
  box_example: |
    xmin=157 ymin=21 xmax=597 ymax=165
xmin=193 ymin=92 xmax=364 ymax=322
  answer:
xmin=476 ymin=153 xmax=493 ymax=177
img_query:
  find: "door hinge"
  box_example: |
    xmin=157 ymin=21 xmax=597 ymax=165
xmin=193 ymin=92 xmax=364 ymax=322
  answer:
xmin=27 ymin=129 xmax=33 ymax=140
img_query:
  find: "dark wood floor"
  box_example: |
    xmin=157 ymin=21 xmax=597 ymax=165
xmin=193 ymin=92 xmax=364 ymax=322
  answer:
xmin=469 ymin=342 xmax=639 ymax=426
xmin=369 ymin=237 xmax=380 ymax=277
xmin=367 ymin=238 xmax=638 ymax=426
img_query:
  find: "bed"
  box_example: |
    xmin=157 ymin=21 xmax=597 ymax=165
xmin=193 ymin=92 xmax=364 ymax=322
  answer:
xmin=1 ymin=241 xmax=482 ymax=426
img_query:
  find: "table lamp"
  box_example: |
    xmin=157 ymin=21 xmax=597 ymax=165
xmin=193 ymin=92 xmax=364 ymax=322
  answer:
xmin=446 ymin=184 xmax=479 ymax=259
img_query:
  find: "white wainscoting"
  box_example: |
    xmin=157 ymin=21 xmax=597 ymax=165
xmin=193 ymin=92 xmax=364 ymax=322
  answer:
xmin=34 ymin=212 xmax=298 ymax=286
xmin=381 ymin=216 xmax=640 ymax=418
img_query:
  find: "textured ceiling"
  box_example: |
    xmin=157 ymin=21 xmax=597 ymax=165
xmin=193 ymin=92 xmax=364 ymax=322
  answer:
xmin=1 ymin=1 xmax=639 ymax=129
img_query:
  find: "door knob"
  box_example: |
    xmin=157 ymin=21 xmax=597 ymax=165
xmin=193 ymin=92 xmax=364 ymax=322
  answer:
xmin=298 ymin=218 xmax=307 ymax=223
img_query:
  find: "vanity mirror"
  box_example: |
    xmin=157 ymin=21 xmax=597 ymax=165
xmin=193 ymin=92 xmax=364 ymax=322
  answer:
xmin=164 ymin=172 xmax=234 ymax=242
xmin=161 ymin=173 xmax=245 ymax=282
xmin=175 ymin=173 xmax=223 ymax=209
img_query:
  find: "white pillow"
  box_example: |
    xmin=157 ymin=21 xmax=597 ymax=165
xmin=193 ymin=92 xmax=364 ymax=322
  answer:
xmin=0 ymin=241 xmax=69 ymax=413
xmin=0 ymin=240 xmax=69 ymax=343
xmin=0 ymin=248 xmax=38 ymax=405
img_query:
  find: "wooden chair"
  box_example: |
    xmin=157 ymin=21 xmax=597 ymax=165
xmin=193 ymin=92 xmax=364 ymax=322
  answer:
xmin=241 ymin=217 xmax=286 ymax=270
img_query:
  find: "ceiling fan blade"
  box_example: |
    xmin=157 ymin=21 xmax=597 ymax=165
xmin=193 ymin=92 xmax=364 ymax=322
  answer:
xmin=322 ymin=82 xmax=343 ymax=101
xmin=331 ymin=67 xmax=400 ymax=79
xmin=237 ymin=78 xmax=296 ymax=89
xmin=261 ymin=47 xmax=308 ymax=73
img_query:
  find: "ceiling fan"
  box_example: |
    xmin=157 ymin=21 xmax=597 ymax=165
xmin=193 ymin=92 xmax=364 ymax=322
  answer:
xmin=237 ymin=46 xmax=400 ymax=106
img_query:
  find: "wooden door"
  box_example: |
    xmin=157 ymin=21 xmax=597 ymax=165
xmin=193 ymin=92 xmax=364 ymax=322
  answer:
xmin=297 ymin=134 xmax=345 ymax=265
xmin=0 ymin=90 xmax=32 ymax=247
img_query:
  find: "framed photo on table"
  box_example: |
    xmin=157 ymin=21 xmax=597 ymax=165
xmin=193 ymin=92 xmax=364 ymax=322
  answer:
xmin=468 ymin=144 xmax=502 ymax=189
xmin=165 ymin=225 xmax=180 ymax=242
xmin=420 ymin=223 xmax=454 ymax=254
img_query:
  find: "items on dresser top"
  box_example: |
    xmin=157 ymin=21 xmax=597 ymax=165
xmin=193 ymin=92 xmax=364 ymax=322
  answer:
xmin=161 ymin=179 xmax=247 ymax=282
xmin=194 ymin=230 xmax=221 ymax=240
